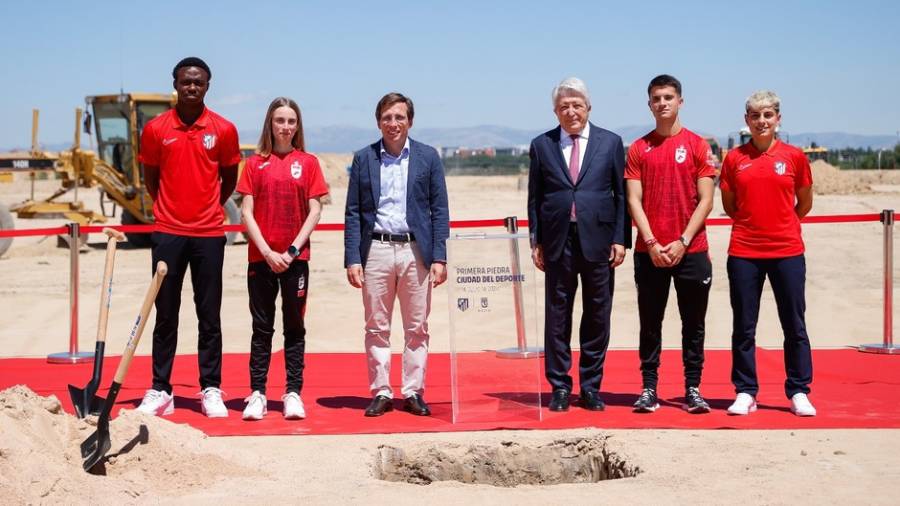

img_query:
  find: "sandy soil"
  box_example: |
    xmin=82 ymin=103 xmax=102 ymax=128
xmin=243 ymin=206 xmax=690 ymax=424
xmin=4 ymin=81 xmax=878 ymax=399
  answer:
xmin=0 ymin=162 xmax=898 ymax=504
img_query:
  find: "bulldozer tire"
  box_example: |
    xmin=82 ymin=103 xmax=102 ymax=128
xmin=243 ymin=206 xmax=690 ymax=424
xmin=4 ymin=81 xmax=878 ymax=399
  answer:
xmin=224 ymin=199 xmax=241 ymax=245
xmin=0 ymin=203 xmax=13 ymax=258
xmin=122 ymin=210 xmax=153 ymax=248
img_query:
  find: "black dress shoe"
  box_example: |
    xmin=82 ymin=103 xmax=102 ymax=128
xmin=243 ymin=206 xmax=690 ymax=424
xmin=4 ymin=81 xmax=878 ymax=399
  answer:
xmin=403 ymin=394 xmax=431 ymax=416
xmin=548 ymin=389 xmax=570 ymax=412
xmin=579 ymin=390 xmax=606 ymax=411
xmin=364 ymin=395 xmax=394 ymax=417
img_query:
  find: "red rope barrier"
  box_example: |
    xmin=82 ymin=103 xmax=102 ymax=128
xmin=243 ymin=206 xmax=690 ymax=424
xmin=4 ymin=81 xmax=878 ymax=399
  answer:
xmin=0 ymin=226 xmax=67 ymax=238
xmin=0 ymin=213 xmax=885 ymax=239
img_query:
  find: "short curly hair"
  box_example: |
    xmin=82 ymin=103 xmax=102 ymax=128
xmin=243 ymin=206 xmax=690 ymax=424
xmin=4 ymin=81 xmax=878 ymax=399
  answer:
xmin=172 ymin=57 xmax=211 ymax=81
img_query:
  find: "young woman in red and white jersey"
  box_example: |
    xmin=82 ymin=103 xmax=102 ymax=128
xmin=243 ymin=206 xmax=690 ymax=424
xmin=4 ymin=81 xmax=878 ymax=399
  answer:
xmin=236 ymin=97 xmax=329 ymax=420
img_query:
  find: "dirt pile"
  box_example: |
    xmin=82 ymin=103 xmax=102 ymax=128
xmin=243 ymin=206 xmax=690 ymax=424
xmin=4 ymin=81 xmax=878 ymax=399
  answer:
xmin=811 ymin=160 xmax=871 ymax=195
xmin=0 ymin=385 xmax=260 ymax=504
xmin=314 ymin=153 xmax=352 ymax=189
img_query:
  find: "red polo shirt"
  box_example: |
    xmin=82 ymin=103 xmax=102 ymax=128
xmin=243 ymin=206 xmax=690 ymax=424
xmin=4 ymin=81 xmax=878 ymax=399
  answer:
xmin=625 ymin=128 xmax=717 ymax=253
xmin=139 ymin=107 xmax=241 ymax=237
xmin=719 ymin=141 xmax=812 ymax=258
xmin=236 ymin=150 xmax=329 ymax=263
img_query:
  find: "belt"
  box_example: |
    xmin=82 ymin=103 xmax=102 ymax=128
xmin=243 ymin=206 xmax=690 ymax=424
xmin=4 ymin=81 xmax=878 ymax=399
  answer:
xmin=372 ymin=232 xmax=415 ymax=243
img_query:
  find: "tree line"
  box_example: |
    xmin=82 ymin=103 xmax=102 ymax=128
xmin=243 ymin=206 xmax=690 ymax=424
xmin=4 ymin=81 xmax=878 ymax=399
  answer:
xmin=825 ymin=143 xmax=900 ymax=170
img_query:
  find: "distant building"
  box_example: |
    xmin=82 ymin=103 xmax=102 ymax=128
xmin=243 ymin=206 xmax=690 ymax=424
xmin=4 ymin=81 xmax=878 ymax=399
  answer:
xmin=439 ymin=146 xmax=459 ymax=159
xmin=495 ymin=146 xmax=528 ymax=156
xmin=456 ymin=147 xmax=496 ymax=158
xmin=440 ymin=145 xmax=528 ymax=159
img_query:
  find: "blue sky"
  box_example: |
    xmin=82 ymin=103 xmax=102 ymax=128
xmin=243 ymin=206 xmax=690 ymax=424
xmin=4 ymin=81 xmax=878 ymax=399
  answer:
xmin=3 ymin=0 xmax=898 ymax=147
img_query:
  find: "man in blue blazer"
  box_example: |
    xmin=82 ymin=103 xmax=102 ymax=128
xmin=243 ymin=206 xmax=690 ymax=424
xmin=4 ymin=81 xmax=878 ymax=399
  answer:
xmin=344 ymin=92 xmax=449 ymax=417
xmin=528 ymin=77 xmax=630 ymax=412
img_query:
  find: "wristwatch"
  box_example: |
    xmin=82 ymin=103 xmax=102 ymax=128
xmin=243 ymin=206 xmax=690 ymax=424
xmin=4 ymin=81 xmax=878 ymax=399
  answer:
xmin=679 ymin=235 xmax=690 ymax=248
xmin=287 ymin=245 xmax=300 ymax=258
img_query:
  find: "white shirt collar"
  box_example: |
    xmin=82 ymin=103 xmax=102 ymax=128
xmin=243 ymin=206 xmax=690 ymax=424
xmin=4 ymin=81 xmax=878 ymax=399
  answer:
xmin=380 ymin=138 xmax=411 ymax=159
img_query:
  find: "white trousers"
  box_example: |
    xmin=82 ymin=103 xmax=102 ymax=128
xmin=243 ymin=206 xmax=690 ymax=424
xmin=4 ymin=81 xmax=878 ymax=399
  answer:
xmin=363 ymin=240 xmax=432 ymax=398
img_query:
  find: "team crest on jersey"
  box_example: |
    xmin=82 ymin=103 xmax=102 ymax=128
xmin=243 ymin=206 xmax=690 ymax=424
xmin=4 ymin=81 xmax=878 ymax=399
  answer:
xmin=290 ymin=161 xmax=303 ymax=179
xmin=202 ymin=134 xmax=217 ymax=150
xmin=675 ymin=145 xmax=687 ymax=164
xmin=774 ymin=161 xmax=786 ymax=175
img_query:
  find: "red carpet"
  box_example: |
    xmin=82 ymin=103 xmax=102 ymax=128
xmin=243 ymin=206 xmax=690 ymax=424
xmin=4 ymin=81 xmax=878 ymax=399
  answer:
xmin=1 ymin=349 xmax=898 ymax=435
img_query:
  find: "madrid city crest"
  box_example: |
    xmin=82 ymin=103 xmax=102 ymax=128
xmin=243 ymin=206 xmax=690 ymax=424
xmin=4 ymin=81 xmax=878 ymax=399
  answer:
xmin=675 ymin=145 xmax=687 ymax=164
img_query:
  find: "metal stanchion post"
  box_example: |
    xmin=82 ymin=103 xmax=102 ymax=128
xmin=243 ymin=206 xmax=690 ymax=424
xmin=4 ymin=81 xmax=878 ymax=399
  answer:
xmin=47 ymin=222 xmax=93 ymax=364
xmin=496 ymin=216 xmax=543 ymax=359
xmin=860 ymin=209 xmax=898 ymax=354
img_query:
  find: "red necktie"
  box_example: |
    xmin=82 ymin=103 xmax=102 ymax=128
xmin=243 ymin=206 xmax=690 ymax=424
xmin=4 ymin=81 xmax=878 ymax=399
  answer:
xmin=569 ymin=134 xmax=580 ymax=219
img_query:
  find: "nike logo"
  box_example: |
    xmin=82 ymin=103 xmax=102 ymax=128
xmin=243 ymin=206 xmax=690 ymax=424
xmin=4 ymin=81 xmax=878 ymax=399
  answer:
xmin=738 ymin=163 xmax=752 ymax=171
xmin=162 ymin=137 xmax=178 ymax=146
xmin=644 ymin=146 xmax=652 ymax=152
xmin=702 ymin=277 xmax=711 ymax=285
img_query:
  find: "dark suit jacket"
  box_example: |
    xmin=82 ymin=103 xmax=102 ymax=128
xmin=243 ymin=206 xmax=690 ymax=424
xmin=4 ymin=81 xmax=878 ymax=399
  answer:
xmin=344 ymin=138 xmax=449 ymax=268
xmin=527 ymin=123 xmax=630 ymax=263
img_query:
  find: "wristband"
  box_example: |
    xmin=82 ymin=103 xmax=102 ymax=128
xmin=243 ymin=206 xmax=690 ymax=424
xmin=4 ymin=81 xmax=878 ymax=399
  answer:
xmin=644 ymin=237 xmax=657 ymax=247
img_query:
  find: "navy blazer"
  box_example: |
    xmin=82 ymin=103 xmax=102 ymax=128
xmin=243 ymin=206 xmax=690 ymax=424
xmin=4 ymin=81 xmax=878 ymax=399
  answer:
xmin=344 ymin=138 xmax=450 ymax=268
xmin=527 ymin=123 xmax=630 ymax=263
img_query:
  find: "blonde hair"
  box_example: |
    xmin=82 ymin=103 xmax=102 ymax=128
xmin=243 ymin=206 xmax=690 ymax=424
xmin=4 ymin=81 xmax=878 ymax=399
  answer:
xmin=745 ymin=90 xmax=780 ymax=113
xmin=257 ymin=97 xmax=305 ymax=156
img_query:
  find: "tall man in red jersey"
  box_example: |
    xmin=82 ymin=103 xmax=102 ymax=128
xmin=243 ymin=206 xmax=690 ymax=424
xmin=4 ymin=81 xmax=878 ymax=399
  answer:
xmin=136 ymin=57 xmax=241 ymax=418
xmin=625 ymin=75 xmax=716 ymax=414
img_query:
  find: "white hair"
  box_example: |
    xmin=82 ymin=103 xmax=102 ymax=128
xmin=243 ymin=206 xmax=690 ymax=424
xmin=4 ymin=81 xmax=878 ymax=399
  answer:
xmin=745 ymin=90 xmax=780 ymax=113
xmin=552 ymin=77 xmax=591 ymax=108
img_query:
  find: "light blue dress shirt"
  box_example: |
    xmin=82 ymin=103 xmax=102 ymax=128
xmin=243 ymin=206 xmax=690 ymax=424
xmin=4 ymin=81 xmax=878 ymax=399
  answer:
xmin=374 ymin=139 xmax=411 ymax=234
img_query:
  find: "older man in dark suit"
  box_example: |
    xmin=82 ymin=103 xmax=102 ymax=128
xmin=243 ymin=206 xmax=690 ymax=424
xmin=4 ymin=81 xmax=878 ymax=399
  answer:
xmin=528 ymin=77 xmax=629 ymax=412
xmin=344 ymin=92 xmax=449 ymax=418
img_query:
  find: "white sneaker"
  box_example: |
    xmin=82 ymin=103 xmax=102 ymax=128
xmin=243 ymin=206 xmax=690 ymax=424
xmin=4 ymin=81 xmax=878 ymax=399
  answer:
xmin=727 ymin=393 xmax=757 ymax=415
xmin=199 ymin=387 xmax=229 ymax=418
xmin=790 ymin=393 xmax=817 ymax=417
xmin=242 ymin=391 xmax=267 ymax=420
xmin=137 ymin=389 xmax=174 ymax=416
xmin=282 ymin=392 xmax=306 ymax=420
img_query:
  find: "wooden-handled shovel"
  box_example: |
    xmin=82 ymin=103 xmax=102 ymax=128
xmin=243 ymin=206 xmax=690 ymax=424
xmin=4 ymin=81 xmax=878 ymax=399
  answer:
xmin=81 ymin=261 xmax=167 ymax=473
xmin=69 ymin=227 xmax=126 ymax=418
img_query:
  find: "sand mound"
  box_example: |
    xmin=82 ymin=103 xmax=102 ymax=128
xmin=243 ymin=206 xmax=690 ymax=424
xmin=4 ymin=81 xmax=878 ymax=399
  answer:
xmin=811 ymin=160 xmax=872 ymax=195
xmin=0 ymin=385 xmax=260 ymax=504
xmin=314 ymin=153 xmax=352 ymax=189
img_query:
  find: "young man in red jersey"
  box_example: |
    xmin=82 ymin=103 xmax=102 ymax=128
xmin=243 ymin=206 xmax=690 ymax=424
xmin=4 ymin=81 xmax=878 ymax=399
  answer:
xmin=625 ymin=74 xmax=716 ymax=414
xmin=136 ymin=57 xmax=241 ymax=418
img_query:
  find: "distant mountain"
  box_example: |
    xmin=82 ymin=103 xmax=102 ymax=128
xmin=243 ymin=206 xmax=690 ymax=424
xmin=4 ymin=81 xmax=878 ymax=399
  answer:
xmin=242 ymin=125 xmax=544 ymax=153
xmin=243 ymin=125 xmax=656 ymax=153
xmin=7 ymin=127 xmax=897 ymax=154
xmin=779 ymin=132 xmax=898 ymax=150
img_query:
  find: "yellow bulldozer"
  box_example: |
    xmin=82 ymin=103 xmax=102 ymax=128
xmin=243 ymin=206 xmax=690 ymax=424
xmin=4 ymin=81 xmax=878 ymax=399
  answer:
xmin=0 ymin=93 xmax=248 ymax=255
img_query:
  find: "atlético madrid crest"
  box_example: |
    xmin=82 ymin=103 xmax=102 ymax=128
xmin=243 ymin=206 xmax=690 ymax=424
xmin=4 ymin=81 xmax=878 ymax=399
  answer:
xmin=290 ymin=161 xmax=303 ymax=179
xmin=774 ymin=161 xmax=786 ymax=175
xmin=202 ymin=133 xmax=217 ymax=150
xmin=675 ymin=145 xmax=687 ymax=163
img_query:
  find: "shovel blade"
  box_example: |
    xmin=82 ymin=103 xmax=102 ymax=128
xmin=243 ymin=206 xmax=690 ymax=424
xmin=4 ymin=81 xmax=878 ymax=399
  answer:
xmin=80 ymin=381 xmax=121 ymax=473
xmin=68 ymin=384 xmax=88 ymax=419
xmin=69 ymin=384 xmax=104 ymax=419
xmin=87 ymin=394 xmax=105 ymax=416
xmin=81 ymin=428 xmax=111 ymax=472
